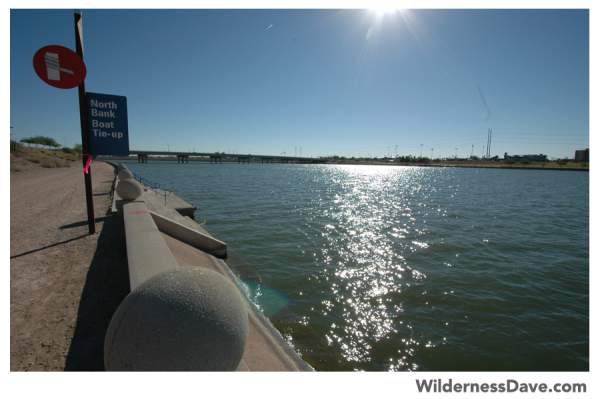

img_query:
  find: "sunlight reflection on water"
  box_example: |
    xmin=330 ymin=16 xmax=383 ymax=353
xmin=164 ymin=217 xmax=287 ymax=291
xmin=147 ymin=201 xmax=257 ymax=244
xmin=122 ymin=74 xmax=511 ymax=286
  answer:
xmin=127 ymin=162 xmax=589 ymax=371
xmin=311 ymin=166 xmax=433 ymax=367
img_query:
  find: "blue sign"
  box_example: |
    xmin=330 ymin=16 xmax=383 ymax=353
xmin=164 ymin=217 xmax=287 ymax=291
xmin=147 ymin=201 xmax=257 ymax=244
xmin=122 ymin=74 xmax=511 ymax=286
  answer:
xmin=87 ymin=92 xmax=129 ymax=156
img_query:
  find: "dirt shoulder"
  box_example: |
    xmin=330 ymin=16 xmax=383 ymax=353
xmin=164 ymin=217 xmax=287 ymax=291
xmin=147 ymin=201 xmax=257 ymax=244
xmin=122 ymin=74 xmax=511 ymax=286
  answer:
xmin=10 ymin=161 xmax=129 ymax=371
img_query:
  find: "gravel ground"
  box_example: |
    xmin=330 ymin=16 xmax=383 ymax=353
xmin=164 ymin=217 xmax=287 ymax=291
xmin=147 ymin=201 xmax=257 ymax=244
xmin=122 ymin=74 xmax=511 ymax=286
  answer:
xmin=10 ymin=161 xmax=130 ymax=371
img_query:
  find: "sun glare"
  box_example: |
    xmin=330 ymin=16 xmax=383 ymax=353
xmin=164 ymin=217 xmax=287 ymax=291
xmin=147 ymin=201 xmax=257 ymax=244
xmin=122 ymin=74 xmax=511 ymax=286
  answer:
xmin=365 ymin=6 xmax=410 ymax=40
xmin=369 ymin=6 xmax=405 ymax=19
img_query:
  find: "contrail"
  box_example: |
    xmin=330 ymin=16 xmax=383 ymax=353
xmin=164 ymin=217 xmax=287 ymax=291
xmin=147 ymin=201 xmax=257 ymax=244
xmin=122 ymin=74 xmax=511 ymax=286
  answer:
xmin=265 ymin=24 xmax=274 ymax=31
xmin=477 ymin=84 xmax=491 ymax=121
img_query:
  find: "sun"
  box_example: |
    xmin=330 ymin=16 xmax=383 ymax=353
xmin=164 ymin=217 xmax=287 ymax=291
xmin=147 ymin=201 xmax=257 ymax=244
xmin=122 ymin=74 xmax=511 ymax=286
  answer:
xmin=369 ymin=6 xmax=405 ymax=19
xmin=363 ymin=6 xmax=413 ymax=41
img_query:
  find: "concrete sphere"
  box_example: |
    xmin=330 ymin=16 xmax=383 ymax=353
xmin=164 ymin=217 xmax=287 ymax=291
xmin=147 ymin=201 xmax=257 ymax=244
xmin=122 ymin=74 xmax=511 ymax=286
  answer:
xmin=104 ymin=268 xmax=249 ymax=371
xmin=116 ymin=178 xmax=143 ymax=200
xmin=117 ymin=168 xmax=134 ymax=180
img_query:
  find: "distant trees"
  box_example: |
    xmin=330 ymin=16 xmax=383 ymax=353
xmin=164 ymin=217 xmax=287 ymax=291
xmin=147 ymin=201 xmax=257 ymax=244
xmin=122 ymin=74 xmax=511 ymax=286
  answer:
xmin=12 ymin=135 xmax=84 ymax=163
xmin=393 ymin=155 xmax=430 ymax=163
xmin=20 ymin=136 xmax=61 ymax=149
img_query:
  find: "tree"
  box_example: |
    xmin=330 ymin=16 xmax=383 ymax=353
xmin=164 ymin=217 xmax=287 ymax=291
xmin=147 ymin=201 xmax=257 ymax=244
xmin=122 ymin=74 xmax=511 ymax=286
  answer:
xmin=20 ymin=136 xmax=60 ymax=148
xmin=72 ymin=143 xmax=83 ymax=154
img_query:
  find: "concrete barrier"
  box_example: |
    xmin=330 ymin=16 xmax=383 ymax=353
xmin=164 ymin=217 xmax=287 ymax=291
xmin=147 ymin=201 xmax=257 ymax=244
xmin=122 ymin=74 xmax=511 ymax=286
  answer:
xmin=121 ymin=202 xmax=179 ymax=290
xmin=105 ymin=267 xmax=248 ymax=371
xmin=105 ymin=200 xmax=248 ymax=371
xmin=150 ymin=211 xmax=227 ymax=259
xmin=117 ymin=168 xmax=134 ymax=180
xmin=116 ymin=178 xmax=143 ymax=201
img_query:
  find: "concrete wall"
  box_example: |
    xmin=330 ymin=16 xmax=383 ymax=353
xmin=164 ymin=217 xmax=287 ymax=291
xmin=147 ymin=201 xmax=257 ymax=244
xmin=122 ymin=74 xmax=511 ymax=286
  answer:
xmin=122 ymin=201 xmax=179 ymax=290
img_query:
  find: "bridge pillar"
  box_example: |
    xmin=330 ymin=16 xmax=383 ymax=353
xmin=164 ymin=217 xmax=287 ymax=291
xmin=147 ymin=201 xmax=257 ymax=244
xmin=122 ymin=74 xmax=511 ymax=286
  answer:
xmin=175 ymin=155 xmax=188 ymax=164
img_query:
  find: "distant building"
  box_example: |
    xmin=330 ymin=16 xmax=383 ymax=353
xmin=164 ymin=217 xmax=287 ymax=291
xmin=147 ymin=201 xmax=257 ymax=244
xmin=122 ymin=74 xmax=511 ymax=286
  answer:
xmin=503 ymin=153 xmax=548 ymax=162
xmin=574 ymin=148 xmax=589 ymax=162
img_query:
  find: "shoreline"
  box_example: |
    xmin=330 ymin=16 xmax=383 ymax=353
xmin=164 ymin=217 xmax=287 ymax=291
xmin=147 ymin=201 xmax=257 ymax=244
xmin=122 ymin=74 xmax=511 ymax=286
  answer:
xmin=110 ymin=163 xmax=313 ymax=371
xmin=329 ymin=161 xmax=589 ymax=172
xmin=103 ymin=157 xmax=589 ymax=171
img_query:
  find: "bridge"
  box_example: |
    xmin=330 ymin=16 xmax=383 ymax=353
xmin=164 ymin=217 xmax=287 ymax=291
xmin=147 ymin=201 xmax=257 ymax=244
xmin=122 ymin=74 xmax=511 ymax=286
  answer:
xmin=128 ymin=150 xmax=326 ymax=164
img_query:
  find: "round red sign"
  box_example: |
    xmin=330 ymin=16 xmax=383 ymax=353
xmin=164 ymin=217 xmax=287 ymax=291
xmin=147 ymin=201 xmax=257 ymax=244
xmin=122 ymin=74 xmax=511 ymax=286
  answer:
xmin=33 ymin=45 xmax=86 ymax=89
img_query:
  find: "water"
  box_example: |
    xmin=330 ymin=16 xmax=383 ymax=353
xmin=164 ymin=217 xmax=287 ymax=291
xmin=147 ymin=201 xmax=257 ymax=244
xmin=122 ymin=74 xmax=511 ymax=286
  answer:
xmin=125 ymin=161 xmax=588 ymax=371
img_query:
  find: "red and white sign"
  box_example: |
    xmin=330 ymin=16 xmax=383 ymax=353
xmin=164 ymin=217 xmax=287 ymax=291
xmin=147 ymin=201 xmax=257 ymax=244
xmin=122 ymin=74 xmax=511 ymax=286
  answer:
xmin=33 ymin=45 xmax=86 ymax=89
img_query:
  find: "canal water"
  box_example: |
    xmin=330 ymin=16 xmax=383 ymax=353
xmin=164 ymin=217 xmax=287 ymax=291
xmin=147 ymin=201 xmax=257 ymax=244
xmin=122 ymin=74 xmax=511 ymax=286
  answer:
xmin=125 ymin=161 xmax=588 ymax=371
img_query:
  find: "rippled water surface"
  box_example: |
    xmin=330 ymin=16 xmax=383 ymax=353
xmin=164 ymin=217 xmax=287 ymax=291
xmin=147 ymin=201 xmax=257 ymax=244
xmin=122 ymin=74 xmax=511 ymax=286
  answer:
xmin=126 ymin=162 xmax=588 ymax=371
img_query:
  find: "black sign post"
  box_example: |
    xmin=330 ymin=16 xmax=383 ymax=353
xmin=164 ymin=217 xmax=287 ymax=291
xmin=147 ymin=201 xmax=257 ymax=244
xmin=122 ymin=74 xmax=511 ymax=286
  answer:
xmin=74 ymin=12 xmax=95 ymax=235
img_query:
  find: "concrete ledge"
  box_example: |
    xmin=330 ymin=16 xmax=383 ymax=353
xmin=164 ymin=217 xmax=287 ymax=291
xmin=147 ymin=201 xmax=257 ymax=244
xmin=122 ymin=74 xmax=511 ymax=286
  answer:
xmin=150 ymin=211 xmax=227 ymax=259
xmin=142 ymin=188 xmax=197 ymax=219
xmin=123 ymin=201 xmax=179 ymax=290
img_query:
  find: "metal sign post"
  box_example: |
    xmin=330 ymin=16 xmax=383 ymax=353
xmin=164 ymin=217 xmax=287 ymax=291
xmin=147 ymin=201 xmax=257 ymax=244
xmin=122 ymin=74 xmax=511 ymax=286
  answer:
xmin=74 ymin=12 xmax=95 ymax=234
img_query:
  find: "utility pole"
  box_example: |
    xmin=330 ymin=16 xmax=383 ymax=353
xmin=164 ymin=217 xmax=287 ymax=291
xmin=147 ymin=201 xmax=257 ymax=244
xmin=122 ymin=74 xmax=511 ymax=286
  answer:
xmin=74 ymin=12 xmax=95 ymax=234
xmin=430 ymin=148 xmax=434 ymax=160
xmin=471 ymin=144 xmax=474 ymax=158
xmin=485 ymin=128 xmax=492 ymax=158
xmin=488 ymin=128 xmax=492 ymax=158
xmin=420 ymin=144 xmax=423 ymax=158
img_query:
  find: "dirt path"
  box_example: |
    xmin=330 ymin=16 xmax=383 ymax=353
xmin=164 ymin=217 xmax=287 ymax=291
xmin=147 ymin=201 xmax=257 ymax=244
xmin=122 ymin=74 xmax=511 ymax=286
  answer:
xmin=10 ymin=161 xmax=129 ymax=371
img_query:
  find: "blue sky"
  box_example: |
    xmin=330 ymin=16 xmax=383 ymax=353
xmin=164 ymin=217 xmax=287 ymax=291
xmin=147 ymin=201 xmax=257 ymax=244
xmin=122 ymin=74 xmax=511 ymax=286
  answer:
xmin=11 ymin=9 xmax=588 ymax=158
